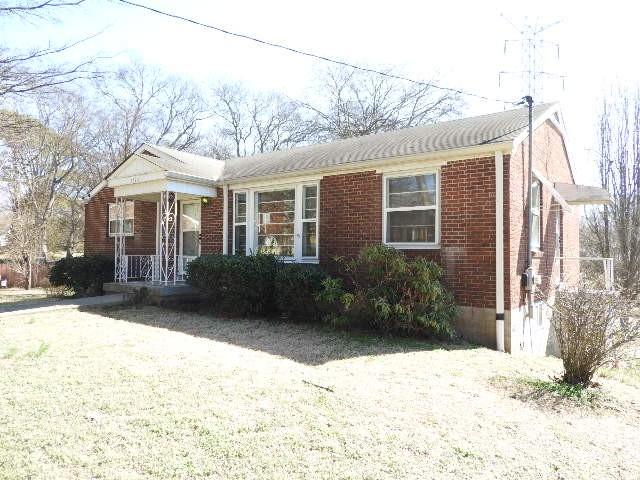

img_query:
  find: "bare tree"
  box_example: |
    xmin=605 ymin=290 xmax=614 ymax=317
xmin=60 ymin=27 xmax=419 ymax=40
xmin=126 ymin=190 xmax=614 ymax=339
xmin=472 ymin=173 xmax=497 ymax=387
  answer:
xmin=0 ymin=94 xmax=89 ymax=266
xmin=92 ymin=62 xmax=208 ymax=176
xmin=305 ymin=67 xmax=462 ymax=140
xmin=210 ymin=83 xmax=312 ymax=157
xmin=549 ymin=281 xmax=639 ymax=386
xmin=0 ymin=0 xmax=85 ymax=17
xmin=585 ymin=89 xmax=640 ymax=296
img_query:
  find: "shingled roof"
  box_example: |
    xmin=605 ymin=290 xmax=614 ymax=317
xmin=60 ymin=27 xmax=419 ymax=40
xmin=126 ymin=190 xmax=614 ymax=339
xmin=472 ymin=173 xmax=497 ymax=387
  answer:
xmin=221 ymin=103 xmax=557 ymax=181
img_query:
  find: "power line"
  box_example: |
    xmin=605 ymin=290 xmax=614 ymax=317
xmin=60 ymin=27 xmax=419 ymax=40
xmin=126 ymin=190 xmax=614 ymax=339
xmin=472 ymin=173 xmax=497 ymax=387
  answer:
xmin=117 ymin=0 xmax=516 ymax=105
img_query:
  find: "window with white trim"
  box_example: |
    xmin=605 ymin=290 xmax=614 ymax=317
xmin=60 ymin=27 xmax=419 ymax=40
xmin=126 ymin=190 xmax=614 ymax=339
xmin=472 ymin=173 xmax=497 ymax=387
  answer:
xmin=255 ymin=188 xmax=296 ymax=257
xmin=108 ymin=201 xmax=134 ymax=237
xmin=301 ymin=185 xmax=318 ymax=257
xmin=384 ymin=172 xmax=438 ymax=245
xmin=233 ymin=192 xmax=247 ymax=255
xmin=531 ymin=181 xmax=541 ymax=250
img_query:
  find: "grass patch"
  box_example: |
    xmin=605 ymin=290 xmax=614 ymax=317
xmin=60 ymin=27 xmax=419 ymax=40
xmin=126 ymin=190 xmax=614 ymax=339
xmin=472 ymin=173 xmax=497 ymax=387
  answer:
xmin=0 ymin=306 xmax=638 ymax=479
xmin=521 ymin=378 xmax=600 ymax=403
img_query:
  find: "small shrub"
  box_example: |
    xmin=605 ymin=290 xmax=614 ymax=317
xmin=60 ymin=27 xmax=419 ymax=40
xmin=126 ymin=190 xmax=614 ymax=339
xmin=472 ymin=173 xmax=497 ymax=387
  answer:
xmin=186 ymin=254 xmax=280 ymax=316
xmin=274 ymin=263 xmax=327 ymax=321
xmin=549 ymin=281 xmax=640 ymax=386
xmin=318 ymin=245 xmax=457 ymax=338
xmin=49 ymin=255 xmax=114 ymax=297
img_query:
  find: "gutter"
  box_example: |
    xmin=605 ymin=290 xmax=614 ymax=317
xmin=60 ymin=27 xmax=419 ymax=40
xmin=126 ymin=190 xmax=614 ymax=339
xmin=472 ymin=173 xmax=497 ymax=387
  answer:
xmin=495 ymin=151 xmax=505 ymax=352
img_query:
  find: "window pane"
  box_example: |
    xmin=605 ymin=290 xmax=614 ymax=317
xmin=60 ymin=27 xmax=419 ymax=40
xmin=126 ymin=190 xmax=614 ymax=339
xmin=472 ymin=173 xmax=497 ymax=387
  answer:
xmin=532 ymin=182 xmax=540 ymax=209
xmin=386 ymin=210 xmax=436 ymax=243
xmin=256 ymin=189 xmax=295 ymax=257
xmin=125 ymin=201 xmax=134 ymax=219
xmin=388 ymin=191 xmax=436 ymax=208
xmin=302 ymin=222 xmax=317 ymax=257
xmin=387 ymin=174 xmax=436 ymax=207
xmin=532 ymin=214 xmax=540 ymax=249
xmin=182 ymin=203 xmax=200 ymax=232
xmin=235 ymin=192 xmax=246 ymax=223
xmin=234 ymin=225 xmax=246 ymax=255
xmin=123 ymin=219 xmax=134 ymax=235
xmin=108 ymin=203 xmax=117 ymax=221
xmin=303 ymin=185 xmax=317 ymax=219
xmin=182 ymin=231 xmax=199 ymax=256
xmin=109 ymin=220 xmax=118 ymax=235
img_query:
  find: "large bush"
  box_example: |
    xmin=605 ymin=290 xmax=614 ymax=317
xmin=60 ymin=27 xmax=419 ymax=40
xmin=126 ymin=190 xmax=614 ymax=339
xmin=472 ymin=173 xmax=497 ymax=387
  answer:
xmin=186 ymin=254 xmax=280 ymax=316
xmin=550 ymin=282 xmax=639 ymax=386
xmin=317 ymin=245 xmax=457 ymax=338
xmin=274 ymin=263 xmax=327 ymax=321
xmin=49 ymin=255 xmax=114 ymax=296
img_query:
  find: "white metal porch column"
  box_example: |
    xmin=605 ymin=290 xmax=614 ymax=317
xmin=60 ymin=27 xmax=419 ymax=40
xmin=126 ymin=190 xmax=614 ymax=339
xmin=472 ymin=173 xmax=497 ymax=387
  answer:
xmin=114 ymin=196 xmax=127 ymax=282
xmin=159 ymin=190 xmax=177 ymax=285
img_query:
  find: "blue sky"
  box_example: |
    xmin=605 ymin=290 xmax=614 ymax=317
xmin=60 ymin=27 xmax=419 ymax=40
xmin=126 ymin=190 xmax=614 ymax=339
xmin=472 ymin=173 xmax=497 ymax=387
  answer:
xmin=3 ymin=0 xmax=639 ymax=185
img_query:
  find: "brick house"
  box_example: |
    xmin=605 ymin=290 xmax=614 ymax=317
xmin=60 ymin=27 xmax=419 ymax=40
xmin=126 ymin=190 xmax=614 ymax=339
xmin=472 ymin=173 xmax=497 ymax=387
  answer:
xmin=85 ymin=103 xmax=610 ymax=354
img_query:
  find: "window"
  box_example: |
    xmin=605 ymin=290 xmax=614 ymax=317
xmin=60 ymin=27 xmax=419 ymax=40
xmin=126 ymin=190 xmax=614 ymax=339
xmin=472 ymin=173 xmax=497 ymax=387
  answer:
xmin=301 ymin=185 xmax=318 ymax=257
xmin=108 ymin=201 xmax=134 ymax=236
xmin=233 ymin=192 xmax=247 ymax=255
xmin=255 ymin=189 xmax=295 ymax=257
xmin=384 ymin=172 xmax=438 ymax=246
xmin=531 ymin=181 xmax=541 ymax=250
xmin=233 ymin=183 xmax=319 ymax=260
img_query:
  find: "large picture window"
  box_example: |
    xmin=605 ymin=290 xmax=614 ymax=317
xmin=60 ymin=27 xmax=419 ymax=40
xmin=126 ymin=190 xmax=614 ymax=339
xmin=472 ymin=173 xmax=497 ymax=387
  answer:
xmin=255 ymin=189 xmax=296 ymax=257
xmin=384 ymin=172 xmax=438 ymax=246
xmin=108 ymin=201 xmax=134 ymax=237
xmin=232 ymin=183 xmax=319 ymax=261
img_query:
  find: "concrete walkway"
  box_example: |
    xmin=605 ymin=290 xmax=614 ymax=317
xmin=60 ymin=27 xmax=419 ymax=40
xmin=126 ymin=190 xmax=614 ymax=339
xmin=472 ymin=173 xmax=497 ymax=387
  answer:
xmin=0 ymin=294 xmax=127 ymax=318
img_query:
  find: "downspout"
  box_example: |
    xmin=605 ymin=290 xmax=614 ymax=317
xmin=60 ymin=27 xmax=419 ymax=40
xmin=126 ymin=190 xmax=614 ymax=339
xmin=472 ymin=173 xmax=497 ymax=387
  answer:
xmin=525 ymin=96 xmax=534 ymax=319
xmin=495 ymin=151 xmax=505 ymax=352
xmin=222 ymin=184 xmax=229 ymax=255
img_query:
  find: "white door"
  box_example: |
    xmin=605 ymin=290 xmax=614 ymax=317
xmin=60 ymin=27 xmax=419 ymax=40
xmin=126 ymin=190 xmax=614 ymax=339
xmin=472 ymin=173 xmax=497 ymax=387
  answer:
xmin=180 ymin=201 xmax=201 ymax=258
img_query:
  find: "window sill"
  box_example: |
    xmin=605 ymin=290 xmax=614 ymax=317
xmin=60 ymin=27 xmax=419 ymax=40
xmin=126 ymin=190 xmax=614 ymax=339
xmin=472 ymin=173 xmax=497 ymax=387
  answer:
xmin=385 ymin=242 xmax=440 ymax=250
xmin=280 ymin=257 xmax=320 ymax=264
xmin=109 ymin=234 xmax=134 ymax=238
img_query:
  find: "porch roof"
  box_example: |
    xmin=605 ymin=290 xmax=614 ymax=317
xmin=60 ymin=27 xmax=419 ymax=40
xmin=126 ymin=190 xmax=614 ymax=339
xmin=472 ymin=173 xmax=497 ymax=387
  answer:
xmin=96 ymin=143 xmax=224 ymax=198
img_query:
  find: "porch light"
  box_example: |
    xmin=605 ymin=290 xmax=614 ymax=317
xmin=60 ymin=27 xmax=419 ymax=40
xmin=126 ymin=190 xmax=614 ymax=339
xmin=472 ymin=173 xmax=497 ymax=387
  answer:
xmin=201 ymin=197 xmax=209 ymax=205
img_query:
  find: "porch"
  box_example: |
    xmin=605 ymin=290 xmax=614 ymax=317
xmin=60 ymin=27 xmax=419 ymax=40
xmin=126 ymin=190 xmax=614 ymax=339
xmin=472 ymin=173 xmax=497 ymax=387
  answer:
xmin=101 ymin=143 xmax=224 ymax=287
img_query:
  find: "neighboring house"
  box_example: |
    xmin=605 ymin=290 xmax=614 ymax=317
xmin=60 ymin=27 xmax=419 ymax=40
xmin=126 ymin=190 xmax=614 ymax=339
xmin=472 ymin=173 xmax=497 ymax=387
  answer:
xmin=84 ymin=103 xmax=610 ymax=354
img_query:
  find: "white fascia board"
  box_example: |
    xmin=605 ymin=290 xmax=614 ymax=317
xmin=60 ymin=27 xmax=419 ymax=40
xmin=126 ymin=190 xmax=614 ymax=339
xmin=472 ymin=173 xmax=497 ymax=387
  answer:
xmin=225 ymin=142 xmax=512 ymax=190
xmin=532 ymin=167 xmax=572 ymax=212
xmin=165 ymin=171 xmax=218 ymax=187
xmin=511 ymin=102 xmax=561 ymax=151
xmin=87 ymin=180 xmax=107 ymax=200
xmin=107 ymin=171 xmax=167 ymax=188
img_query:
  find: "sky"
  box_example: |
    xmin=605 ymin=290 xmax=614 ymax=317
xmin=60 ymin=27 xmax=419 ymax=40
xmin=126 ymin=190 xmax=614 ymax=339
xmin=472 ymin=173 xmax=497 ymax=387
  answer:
xmin=2 ymin=0 xmax=640 ymax=186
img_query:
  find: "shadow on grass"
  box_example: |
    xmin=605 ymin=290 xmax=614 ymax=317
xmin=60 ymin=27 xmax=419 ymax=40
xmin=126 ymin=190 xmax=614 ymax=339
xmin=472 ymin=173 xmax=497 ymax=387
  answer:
xmin=83 ymin=304 xmax=480 ymax=366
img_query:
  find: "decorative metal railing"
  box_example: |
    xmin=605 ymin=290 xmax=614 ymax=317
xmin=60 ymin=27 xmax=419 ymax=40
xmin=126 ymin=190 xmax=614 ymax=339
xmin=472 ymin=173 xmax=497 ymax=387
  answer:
xmin=178 ymin=255 xmax=197 ymax=280
xmin=554 ymin=256 xmax=615 ymax=290
xmin=118 ymin=255 xmax=196 ymax=283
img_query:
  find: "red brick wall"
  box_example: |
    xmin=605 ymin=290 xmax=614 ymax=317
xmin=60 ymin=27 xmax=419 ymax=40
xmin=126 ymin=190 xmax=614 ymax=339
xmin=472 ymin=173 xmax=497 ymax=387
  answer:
xmin=508 ymin=120 xmax=580 ymax=309
xmin=319 ymin=171 xmax=383 ymax=270
xmin=201 ymin=187 xmax=224 ymax=254
xmin=317 ymin=161 xmax=498 ymax=308
xmin=436 ymin=156 xmax=498 ymax=308
xmin=84 ymin=187 xmax=157 ymax=257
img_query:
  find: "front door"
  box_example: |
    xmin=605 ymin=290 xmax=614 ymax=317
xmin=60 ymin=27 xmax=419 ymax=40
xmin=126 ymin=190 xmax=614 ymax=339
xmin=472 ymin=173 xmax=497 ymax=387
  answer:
xmin=180 ymin=201 xmax=201 ymax=258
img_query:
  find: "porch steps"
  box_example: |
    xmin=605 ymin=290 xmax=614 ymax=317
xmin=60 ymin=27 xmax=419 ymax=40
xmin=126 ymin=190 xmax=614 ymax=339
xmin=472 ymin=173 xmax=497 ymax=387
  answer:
xmin=103 ymin=281 xmax=199 ymax=306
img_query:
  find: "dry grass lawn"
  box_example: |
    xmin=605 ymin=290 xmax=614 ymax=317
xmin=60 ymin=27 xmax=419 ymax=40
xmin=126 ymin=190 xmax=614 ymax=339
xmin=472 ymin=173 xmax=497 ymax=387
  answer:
xmin=0 ymin=288 xmax=50 ymax=305
xmin=1 ymin=306 xmax=638 ymax=479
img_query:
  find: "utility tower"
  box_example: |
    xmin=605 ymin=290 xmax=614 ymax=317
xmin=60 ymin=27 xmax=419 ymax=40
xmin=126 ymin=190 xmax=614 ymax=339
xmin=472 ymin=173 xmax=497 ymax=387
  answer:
xmin=499 ymin=15 xmax=566 ymax=102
